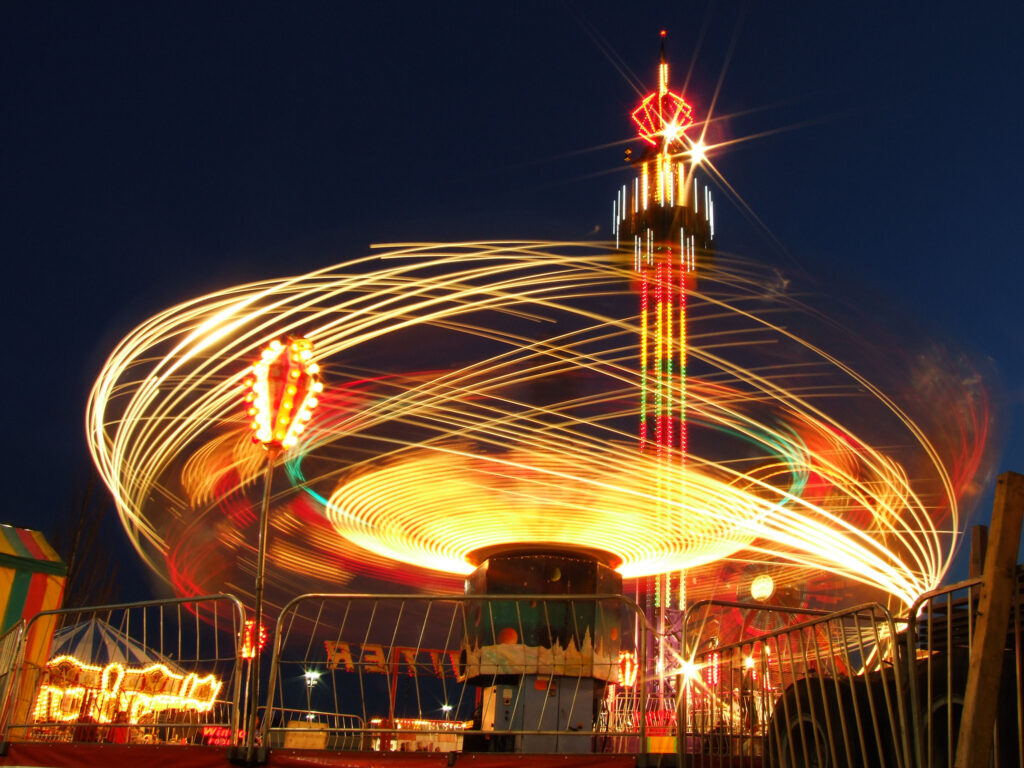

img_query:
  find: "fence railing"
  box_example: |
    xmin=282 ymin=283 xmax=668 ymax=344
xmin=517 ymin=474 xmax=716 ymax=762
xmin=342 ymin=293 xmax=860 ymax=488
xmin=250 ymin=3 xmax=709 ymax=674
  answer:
xmin=678 ymin=600 xmax=908 ymax=768
xmin=672 ymin=570 xmax=1024 ymax=768
xmin=1 ymin=594 xmax=247 ymax=747
xmin=0 ymin=621 xmax=25 ymax=738
xmin=904 ymin=573 xmax=1024 ymax=768
xmin=2 ymin=576 xmax=1020 ymax=764
xmin=264 ymin=707 xmax=365 ymax=751
xmin=263 ymin=593 xmax=648 ymax=755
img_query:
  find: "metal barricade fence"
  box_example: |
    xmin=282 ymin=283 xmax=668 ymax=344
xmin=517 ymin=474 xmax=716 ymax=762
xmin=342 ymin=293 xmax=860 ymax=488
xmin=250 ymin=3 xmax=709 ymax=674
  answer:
xmin=2 ymin=594 xmax=247 ymax=747
xmin=264 ymin=593 xmax=648 ymax=754
xmin=264 ymin=707 xmax=365 ymax=751
xmin=679 ymin=600 xmax=910 ymax=768
xmin=905 ymin=572 xmax=1024 ymax=768
xmin=677 ymin=600 xmax=833 ymax=765
xmin=0 ymin=621 xmax=25 ymax=736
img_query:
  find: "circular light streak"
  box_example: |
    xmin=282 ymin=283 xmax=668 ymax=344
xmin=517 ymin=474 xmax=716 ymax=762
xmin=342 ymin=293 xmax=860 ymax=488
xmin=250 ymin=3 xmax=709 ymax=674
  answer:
xmin=86 ymin=242 xmax=990 ymax=610
xmin=324 ymin=446 xmax=769 ymax=577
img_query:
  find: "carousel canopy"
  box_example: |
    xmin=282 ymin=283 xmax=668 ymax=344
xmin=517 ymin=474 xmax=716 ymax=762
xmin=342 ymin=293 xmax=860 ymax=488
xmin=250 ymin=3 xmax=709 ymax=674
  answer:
xmin=50 ymin=618 xmax=180 ymax=671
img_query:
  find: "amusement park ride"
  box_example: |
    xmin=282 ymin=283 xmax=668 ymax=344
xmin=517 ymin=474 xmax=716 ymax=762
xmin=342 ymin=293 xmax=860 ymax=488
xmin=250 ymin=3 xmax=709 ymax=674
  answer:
xmin=460 ymin=33 xmax=713 ymax=744
xmin=0 ymin=32 xmax=1019 ymax=768
xmin=613 ymin=31 xmax=714 ymax=694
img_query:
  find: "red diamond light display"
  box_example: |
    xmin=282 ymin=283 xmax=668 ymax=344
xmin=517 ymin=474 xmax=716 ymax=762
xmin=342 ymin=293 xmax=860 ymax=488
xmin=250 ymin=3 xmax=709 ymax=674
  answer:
xmin=631 ymin=90 xmax=694 ymax=146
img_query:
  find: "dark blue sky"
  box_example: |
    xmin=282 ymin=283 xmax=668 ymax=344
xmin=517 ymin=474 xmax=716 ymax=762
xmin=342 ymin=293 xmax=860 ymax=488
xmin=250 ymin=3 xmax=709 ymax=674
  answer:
xmin=1 ymin=2 xmax=1021 ymax=578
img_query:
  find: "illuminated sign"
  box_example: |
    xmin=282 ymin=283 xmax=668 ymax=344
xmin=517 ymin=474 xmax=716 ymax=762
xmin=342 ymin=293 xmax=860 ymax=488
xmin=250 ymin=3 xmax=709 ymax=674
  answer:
xmin=325 ymin=641 xmax=462 ymax=679
xmin=202 ymin=725 xmax=245 ymax=746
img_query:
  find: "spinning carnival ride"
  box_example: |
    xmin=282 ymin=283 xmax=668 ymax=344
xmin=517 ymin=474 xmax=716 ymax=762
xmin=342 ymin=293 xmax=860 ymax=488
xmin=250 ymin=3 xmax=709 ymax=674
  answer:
xmin=86 ymin=42 xmax=990 ymax=659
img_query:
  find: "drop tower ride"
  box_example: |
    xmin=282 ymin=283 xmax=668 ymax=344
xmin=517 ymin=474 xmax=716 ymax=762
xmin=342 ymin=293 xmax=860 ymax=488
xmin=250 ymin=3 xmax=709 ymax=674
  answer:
xmin=611 ymin=32 xmax=715 ymax=688
xmin=458 ymin=34 xmax=717 ymax=751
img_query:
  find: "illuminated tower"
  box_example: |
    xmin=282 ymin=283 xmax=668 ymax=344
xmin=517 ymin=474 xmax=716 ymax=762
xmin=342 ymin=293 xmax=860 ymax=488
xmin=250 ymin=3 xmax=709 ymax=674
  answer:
xmin=611 ymin=32 xmax=715 ymax=686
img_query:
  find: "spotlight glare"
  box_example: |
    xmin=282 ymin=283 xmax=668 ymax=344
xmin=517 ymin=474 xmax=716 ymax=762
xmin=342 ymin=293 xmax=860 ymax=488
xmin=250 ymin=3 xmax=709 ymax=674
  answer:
xmin=690 ymin=139 xmax=707 ymax=164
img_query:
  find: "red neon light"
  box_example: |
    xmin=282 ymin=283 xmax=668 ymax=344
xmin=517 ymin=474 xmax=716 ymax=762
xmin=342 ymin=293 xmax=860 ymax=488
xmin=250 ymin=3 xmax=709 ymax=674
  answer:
xmin=679 ymin=270 xmax=687 ymax=457
xmin=655 ymin=262 xmax=664 ymax=453
xmin=241 ymin=619 xmax=267 ymax=659
xmin=665 ymin=258 xmax=673 ymax=452
xmin=632 ymin=90 xmax=694 ymax=146
xmin=202 ymin=725 xmax=245 ymax=746
xmin=639 ymin=270 xmax=649 ymax=453
xmin=705 ymin=651 xmax=720 ymax=686
xmin=618 ymin=651 xmax=638 ymax=687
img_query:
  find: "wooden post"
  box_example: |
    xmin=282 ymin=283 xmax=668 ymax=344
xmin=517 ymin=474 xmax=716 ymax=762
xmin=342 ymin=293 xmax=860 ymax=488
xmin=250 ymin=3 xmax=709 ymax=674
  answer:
xmin=954 ymin=472 xmax=1024 ymax=768
xmin=969 ymin=524 xmax=988 ymax=579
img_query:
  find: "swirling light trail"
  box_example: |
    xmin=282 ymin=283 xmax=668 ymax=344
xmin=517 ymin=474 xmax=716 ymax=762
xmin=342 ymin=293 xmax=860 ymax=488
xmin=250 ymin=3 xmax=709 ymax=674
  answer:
xmin=86 ymin=243 xmax=987 ymax=611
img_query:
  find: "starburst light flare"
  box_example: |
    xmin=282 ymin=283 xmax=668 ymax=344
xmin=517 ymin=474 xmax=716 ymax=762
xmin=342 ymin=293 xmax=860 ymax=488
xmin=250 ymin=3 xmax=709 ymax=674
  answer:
xmin=86 ymin=242 xmax=990 ymax=612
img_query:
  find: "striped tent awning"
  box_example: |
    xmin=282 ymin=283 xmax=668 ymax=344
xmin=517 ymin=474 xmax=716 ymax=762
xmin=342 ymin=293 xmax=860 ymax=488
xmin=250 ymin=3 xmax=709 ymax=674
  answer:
xmin=50 ymin=618 xmax=180 ymax=671
xmin=0 ymin=524 xmax=65 ymax=635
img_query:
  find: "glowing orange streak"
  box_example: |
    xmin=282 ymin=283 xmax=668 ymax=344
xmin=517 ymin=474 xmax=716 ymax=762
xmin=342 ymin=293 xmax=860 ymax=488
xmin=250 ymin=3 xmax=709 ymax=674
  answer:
xmin=86 ymin=243 xmax=974 ymax=609
xmin=688 ymin=286 xmax=955 ymax=582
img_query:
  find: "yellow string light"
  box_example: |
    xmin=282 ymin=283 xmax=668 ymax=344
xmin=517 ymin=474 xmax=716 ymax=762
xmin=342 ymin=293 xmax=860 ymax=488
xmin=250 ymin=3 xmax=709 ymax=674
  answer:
xmin=34 ymin=655 xmax=222 ymax=725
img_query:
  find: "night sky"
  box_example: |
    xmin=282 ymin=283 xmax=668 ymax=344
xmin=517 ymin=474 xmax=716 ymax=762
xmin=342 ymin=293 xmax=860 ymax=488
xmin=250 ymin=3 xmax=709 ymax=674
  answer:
xmin=2 ymin=2 xmax=1022 ymax=587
